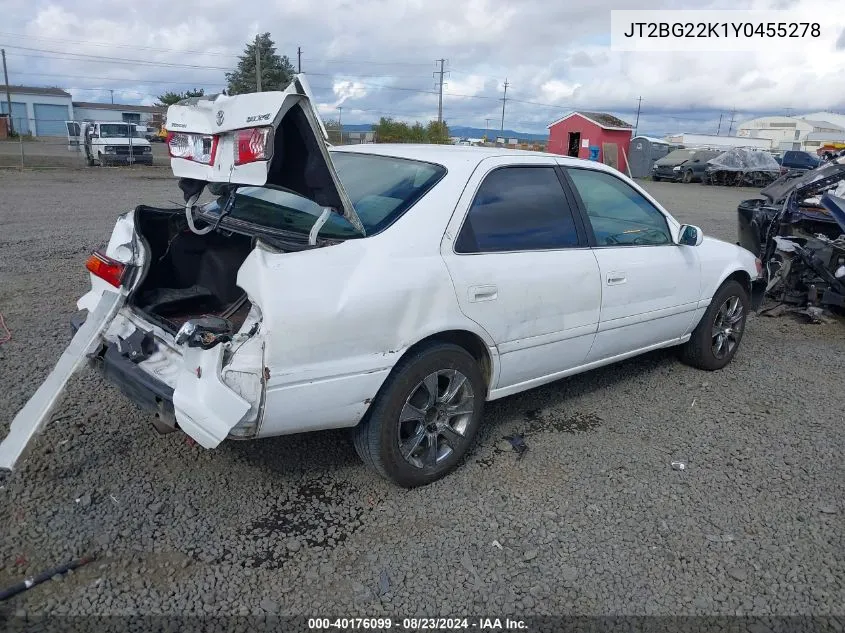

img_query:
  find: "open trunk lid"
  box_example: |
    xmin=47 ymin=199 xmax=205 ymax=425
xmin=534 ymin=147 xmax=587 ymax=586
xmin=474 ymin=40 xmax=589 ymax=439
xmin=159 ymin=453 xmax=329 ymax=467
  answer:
xmin=165 ymin=74 xmax=365 ymax=235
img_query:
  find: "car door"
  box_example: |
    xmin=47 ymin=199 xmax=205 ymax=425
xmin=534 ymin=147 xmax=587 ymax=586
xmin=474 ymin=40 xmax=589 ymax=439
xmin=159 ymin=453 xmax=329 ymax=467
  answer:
xmin=562 ymin=165 xmax=701 ymax=363
xmin=65 ymin=121 xmax=80 ymax=150
xmin=440 ymin=157 xmax=602 ymax=392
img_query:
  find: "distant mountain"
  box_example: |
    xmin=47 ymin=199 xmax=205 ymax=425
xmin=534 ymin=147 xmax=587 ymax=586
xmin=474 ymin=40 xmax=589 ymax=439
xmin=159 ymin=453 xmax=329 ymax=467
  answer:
xmin=339 ymin=123 xmax=548 ymax=141
xmin=448 ymin=126 xmax=548 ymax=141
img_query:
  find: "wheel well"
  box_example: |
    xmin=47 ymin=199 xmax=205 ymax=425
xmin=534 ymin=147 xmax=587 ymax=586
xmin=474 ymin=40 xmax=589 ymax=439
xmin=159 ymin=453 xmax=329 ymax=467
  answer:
xmin=402 ymin=330 xmax=493 ymax=386
xmin=725 ymin=269 xmax=751 ymax=295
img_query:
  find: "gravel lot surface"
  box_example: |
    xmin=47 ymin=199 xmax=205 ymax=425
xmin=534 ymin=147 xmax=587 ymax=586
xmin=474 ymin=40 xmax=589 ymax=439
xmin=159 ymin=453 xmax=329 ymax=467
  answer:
xmin=1 ymin=169 xmax=843 ymax=618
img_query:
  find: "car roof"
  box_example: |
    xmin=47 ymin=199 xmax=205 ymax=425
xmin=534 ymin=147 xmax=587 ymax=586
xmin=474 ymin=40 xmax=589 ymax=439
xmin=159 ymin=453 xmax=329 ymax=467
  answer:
xmin=330 ymin=143 xmax=601 ymax=170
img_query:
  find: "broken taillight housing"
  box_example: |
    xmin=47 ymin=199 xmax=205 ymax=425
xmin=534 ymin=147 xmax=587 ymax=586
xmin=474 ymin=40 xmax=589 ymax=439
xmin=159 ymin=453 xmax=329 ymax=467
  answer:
xmin=234 ymin=127 xmax=273 ymax=165
xmin=86 ymin=251 xmax=126 ymax=288
xmin=166 ymin=131 xmax=219 ymax=165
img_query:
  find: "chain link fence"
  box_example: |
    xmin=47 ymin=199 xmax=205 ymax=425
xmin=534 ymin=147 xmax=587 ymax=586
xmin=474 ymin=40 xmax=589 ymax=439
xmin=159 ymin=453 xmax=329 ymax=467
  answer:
xmin=0 ymin=116 xmax=169 ymax=169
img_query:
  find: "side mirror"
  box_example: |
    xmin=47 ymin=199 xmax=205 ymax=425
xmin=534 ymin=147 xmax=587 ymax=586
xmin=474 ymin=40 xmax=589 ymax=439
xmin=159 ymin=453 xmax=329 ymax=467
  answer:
xmin=678 ymin=224 xmax=703 ymax=246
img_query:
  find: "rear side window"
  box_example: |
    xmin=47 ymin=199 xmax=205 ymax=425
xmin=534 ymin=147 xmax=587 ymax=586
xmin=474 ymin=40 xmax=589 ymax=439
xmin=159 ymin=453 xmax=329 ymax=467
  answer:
xmin=455 ymin=166 xmax=581 ymax=253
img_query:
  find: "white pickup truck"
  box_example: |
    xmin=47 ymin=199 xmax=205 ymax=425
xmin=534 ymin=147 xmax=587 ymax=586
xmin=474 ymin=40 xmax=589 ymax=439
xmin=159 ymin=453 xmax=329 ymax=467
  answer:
xmin=65 ymin=120 xmax=153 ymax=166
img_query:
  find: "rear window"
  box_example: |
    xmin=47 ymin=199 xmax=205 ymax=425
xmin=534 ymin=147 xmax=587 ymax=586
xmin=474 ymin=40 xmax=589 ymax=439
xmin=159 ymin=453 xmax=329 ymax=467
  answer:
xmin=204 ymin=152 xmax=446 ymax=239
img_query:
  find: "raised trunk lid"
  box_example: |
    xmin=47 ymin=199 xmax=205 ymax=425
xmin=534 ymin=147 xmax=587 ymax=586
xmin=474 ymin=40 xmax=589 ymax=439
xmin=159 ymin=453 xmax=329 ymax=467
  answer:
xmin=165 ymin=74 xmax=365 ymax=235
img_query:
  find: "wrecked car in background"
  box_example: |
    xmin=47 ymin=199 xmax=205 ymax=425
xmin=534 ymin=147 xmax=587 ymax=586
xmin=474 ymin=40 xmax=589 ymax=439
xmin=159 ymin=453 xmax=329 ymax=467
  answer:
xmin=737 ymin=160 xmax=845 ymax=316
xmin=703 ymin=148 xmax=781 ymax=187
xmin=0 ymin=75 xmax=766 ymax=488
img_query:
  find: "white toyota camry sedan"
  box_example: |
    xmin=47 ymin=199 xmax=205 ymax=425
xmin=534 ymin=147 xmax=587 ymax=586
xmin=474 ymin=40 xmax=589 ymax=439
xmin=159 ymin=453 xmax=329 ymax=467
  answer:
xmin=0 ymin=76 xmax=765 ymax=487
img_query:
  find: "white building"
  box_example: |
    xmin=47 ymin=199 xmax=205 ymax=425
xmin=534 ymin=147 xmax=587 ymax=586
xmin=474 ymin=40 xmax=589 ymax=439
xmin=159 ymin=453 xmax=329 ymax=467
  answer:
xmin=73 ymin=102 xmax=165 ymax=128
xmin=736 ymin=115 xmax=844 ymax=151
xmin=0 ymin=85 xmax=73 ymax=136
xmin=661 ymin=133 xmax=770 ymax=150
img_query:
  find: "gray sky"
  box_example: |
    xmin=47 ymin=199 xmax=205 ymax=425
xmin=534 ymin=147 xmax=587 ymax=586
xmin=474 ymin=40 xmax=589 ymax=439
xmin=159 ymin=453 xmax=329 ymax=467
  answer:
xmin=2 ymin=0 xmax=844 ymax=135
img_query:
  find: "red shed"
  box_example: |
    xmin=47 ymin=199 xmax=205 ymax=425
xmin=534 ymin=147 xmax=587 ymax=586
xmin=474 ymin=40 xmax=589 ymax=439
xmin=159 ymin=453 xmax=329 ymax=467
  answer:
xmin=547 ymin=111 xmax=634 ymax=174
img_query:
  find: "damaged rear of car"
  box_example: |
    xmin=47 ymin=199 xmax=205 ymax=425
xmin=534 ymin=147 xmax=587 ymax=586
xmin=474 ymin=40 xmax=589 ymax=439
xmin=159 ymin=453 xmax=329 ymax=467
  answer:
xmin=0 ymin=75 xmax=367 ymax=469
xmin=736 ymin=159 xmax=845 ymax=317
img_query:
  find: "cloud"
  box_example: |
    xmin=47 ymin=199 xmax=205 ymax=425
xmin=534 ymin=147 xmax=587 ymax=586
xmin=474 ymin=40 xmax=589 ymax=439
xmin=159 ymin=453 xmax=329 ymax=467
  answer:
xmin=2 ymin=0 xmax=843 ymax=135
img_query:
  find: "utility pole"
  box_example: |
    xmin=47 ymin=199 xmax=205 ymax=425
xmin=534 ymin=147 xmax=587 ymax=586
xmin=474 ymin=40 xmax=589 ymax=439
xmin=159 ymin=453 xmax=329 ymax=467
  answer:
xmin=297 ymin=46 xmax=302 ymax=74
xmin=337 ymin=106 xmax=343 ymax=144
xmin=109 ymin=89 xmax=114 ymax=104
xmin=633 ymin=96 xmax=642 ymax=136
xmin=716 ymin=113 xmax=723 ymax=135
xmin=727 ymin=107 xmax=737 ymax=135
xmin=2 ymin=48 xmax=13 ymax=135
xmin=500 ymin=78 xmax=509 ymax=132
xmin=485 ymin=117 xmax=492 ymax=141
xmin=434 ymin=58 xmax=447 ymax=124
xmin=254 ymin=35 xmax=262 ymax=92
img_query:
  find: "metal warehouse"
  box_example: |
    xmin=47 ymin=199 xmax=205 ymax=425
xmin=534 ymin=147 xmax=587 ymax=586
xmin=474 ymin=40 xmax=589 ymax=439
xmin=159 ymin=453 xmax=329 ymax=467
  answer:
xmin=72 ymin=102 xmax=165 ymax=128
xmin=0 ymin=84 xmax=73 ymax=136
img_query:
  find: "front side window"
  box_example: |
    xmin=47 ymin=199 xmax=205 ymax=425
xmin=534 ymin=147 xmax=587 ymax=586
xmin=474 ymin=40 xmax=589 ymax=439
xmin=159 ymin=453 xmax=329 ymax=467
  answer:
xmin=566 ymin=168 xmax=672 ymax=246
xmin=455 ymin=166 xmax=581 ymax=253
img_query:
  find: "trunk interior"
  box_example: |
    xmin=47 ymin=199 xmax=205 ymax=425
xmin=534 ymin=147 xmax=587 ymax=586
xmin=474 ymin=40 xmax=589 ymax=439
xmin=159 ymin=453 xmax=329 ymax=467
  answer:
xmin=131 ymin=206 xmax=254 ymax=334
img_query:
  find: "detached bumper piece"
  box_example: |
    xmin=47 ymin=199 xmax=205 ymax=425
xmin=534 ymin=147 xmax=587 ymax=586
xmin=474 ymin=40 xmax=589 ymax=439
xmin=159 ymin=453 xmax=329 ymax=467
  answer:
xmin=751 ymin=279 xmax=767 ymax=312
xmin=0 ymin=291 xmax=123 ymax=471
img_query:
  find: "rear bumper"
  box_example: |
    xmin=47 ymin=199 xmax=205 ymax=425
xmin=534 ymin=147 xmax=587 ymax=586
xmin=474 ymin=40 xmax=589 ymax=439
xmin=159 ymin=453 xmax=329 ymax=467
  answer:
xmin=72 ymin=313 xmax=177 ymax=434
xmin=102 ymin=155 xmax=153 ymax=166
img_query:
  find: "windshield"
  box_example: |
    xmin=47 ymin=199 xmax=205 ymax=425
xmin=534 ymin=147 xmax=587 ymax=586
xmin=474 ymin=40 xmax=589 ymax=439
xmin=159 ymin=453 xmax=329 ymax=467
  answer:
xmin=657 ymin=149 xmax=698 ymax=165
xmin=201 ymin=152 xmax=446 ymax=239
xmin=99 ymin=124 xmax=144 ymax=139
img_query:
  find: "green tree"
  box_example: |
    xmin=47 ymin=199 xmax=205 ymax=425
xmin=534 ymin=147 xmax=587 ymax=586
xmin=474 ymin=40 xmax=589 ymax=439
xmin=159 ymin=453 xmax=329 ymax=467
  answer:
xmin=426 ymin=120 xmax=451 ymax=144
xmin=225 ymin=33 xmax=295 ymax=95
xmin=156 ymin=89 xmax=205 ymax=106
xmin=372 ymin=117 xmax=451 ymax=144
xmin=324 ymin=118 xmax=343 ymax=144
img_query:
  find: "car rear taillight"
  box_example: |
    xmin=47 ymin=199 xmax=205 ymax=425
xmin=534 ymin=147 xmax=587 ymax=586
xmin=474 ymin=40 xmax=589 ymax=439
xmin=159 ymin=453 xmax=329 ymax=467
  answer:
xmin=86 ymin=251 xmax=126 ymax=288
xmin=166 ymin=131 xmax=219 ymax=165
xmin=234 ymin=127 xmax=273 ymax=165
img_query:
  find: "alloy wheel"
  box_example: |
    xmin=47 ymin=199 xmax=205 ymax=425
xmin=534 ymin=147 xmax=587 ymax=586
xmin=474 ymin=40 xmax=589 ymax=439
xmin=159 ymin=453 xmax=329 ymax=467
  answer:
xmin=712 ymin=295 xmax=744 ymax=360
xmin=397 ymin=369 xmax=475 ymax=470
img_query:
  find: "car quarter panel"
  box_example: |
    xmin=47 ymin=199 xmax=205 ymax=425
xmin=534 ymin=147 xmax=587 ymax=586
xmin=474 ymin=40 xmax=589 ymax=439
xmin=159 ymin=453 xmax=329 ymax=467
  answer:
xmin=234 ymin=173 xmax=499 ymax=438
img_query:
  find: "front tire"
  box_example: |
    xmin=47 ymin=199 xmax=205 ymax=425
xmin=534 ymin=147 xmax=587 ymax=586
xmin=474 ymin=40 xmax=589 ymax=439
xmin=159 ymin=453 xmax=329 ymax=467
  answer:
xmin=682 ymin=169 xmax=694 ymax=184
xmin=353 ymin=342 xmax=486 ymax=487
xmin=680 ymin=279 xmax=749 ymax=371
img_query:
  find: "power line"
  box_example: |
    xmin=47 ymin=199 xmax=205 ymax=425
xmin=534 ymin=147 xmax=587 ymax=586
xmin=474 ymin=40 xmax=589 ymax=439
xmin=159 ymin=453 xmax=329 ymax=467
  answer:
xmin=0 ymin=31 xmax=240 ymax=58
xmin=3 ymin=46 xmax=233 ymax=70
xmin=500 ymin=78 xmax=508 ymax=131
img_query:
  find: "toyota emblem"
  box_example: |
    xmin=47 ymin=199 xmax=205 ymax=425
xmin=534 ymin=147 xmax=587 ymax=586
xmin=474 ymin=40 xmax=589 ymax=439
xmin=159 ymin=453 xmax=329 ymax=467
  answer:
xmin=216 ymin=110 xmax=224 ymax=126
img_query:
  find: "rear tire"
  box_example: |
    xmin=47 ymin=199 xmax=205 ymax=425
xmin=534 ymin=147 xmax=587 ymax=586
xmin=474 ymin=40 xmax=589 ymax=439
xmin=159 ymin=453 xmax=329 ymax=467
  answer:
xmin=680 ymin=280 xmax=749 ymax=371
xmin=353 ymin=342 xmax=486 ymax=487
xmin=652 ymin=175 xmax=662 ymax=182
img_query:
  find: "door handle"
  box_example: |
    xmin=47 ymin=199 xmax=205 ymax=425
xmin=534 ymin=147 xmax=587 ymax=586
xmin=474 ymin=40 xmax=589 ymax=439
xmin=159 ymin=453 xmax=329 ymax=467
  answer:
xmin=468 ymin=285 xmax=498 ymax=302
xmin=606 ymin=272 xmax=627 ymax=285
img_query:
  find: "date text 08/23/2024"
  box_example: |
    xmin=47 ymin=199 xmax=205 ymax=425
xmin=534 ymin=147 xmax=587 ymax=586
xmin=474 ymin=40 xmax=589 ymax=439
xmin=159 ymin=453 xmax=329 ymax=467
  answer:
xmin=307 ymin=618 xmax=528 ymax=630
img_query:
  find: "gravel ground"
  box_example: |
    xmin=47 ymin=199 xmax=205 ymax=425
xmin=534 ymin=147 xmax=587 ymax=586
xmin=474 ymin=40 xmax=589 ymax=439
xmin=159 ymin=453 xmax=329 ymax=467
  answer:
xmin=0 ymin=170 xmax=843 ymax=618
